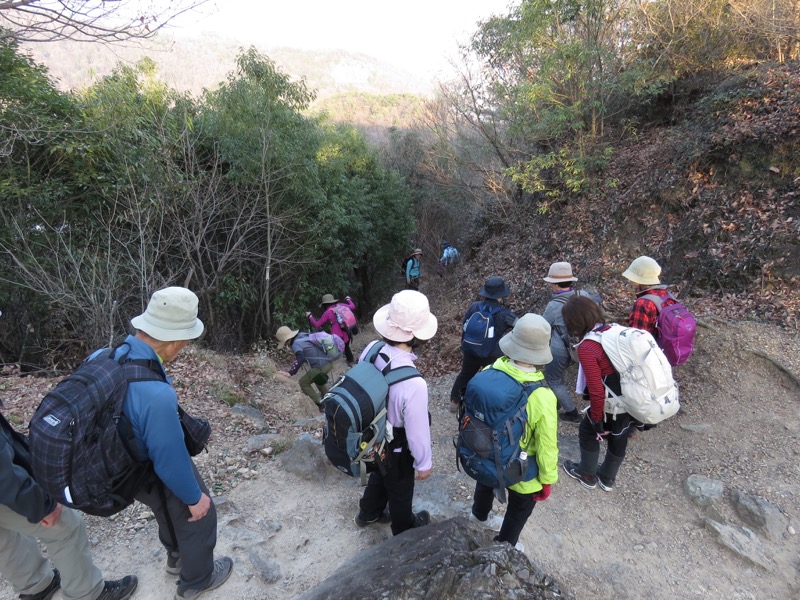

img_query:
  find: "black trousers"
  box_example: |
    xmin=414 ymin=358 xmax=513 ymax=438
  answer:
xmin=472 ymin=482 xmax=536 ymax=546
xmin=358 ymin=445 xmax=417 ymax=536
xmin=343 ymin=340 xmax=354 ymax=364
xmin=449 ymin=350 xmax=494 ymax=403
xmin=578 ymin=412 xmax=635 ymax=457
xmin=135 ymin=462 xmax=217 ymax=593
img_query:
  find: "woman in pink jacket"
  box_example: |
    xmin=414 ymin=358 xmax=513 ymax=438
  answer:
xmin=307 ymin=294 xmax=358 ymax=365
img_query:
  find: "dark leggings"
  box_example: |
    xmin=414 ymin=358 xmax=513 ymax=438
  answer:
xmin=472 ymin=482 xmax=536 ymax=546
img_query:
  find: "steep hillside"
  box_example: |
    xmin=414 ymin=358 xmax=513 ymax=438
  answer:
xmin=419 ymin=63 xmax=799 ymax=378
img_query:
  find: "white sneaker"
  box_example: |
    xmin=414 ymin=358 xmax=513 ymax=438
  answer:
xmin=469 ymin=512 xmax=504 ymax=532
xmin=515 ymin=542 xmax=525 ymax=553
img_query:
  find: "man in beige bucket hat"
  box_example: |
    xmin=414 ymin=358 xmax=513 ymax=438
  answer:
xmin=123 ymin=287 xmax=233 ymax=599
xmin=542 ymin=262 xmax=600 ymax=423
xmin=622 ymin=256 xmax=676 ymax=335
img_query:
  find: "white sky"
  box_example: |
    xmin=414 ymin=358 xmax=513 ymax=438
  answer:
xmin=175 ymin=0 xmax=514 ymax=77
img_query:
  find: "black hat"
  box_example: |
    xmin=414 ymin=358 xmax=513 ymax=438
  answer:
xmin=479 ymin=276 xmax=511 ymax=299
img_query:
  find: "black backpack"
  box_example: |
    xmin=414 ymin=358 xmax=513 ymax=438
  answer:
xmin=28 ymin=344 xmax=165 ymax=517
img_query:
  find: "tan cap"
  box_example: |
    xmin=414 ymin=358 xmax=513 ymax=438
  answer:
xmin=622 ymin=256 xmax=661 ymax=285
xmin=275 ymin=326 xmax=299 ymax=348
xmin=543 ymin=262 xmax=578 ymax=283
xmin=499 ymin=313 xmax=553 ymax=365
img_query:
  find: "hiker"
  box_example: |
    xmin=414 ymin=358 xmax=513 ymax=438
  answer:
xmin=120 ymin=287 xmax=233 ymax=599
xmin=404 ymin=248 xmax=422 ymax=290
xmin=449 ymin=276 xmax=519 ymax=413
xmin=277 ymin=326 xmax=340 ymax=411
xmin=465 ymin=314 xmax=559 ymax=552
xmin=623 ymin=256 xmax=675 ymax=335
xmin=354 ymin=290 xmax=438 ymax=535
xmin=0 ymin=409 xmax=137 ymax=600
xmin=307 ymin=293 xmax=358 ymax=366
xmin=561 ymin=296 xmax=641 ymax=492
xmin=542 ymin=262 xmax=595 ymax=423
xmin=437 ymin=241 xmax=460 ymax=275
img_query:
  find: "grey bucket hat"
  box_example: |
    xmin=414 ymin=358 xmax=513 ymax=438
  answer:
xmin=499 ymin=313 xmax=553 ymax=365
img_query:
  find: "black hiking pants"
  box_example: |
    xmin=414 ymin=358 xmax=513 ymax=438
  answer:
xmin=449 ymin=350 xmax=495 ymax=404
xmin=135 ymin=461 xmax=217 ymax=594
xmin=359 ymin=441 xmax=417 ymax=536
xmin=472 ymin=482 xmax=536 ymax=546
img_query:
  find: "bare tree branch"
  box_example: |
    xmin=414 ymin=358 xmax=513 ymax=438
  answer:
xmin=0 ymin=0 xmax=207 ymax=43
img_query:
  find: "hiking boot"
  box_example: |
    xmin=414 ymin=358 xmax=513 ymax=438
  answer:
xmin=95 ymin=576 xmax=138 ymax=600
xmin=469 ymin=511 xmax=504 ymax=532
xmin=514 ymin=542 xmax=525 ymax=553
xmin=354 ymin=508 xmax=391 ymax=528
xmin=597 ymin=473 xmax=615 ymax=492
xmin=563 ymin=460 xmax=597 ymax=490
xmin=20 ymin=569 xmax=60 ymax=600
xmin=174 ymin=557 xmax=233 ymax=600
xmin=166 ymin=551 xmax=182 ymax=575
xmin=558 ymin=410 xmax=581 ymax=423
xmin=412 ymin=510 xmax=430 ymax=528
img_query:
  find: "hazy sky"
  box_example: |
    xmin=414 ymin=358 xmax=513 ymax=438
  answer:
xmin=176 ymin=0 xmax=514 ymax=77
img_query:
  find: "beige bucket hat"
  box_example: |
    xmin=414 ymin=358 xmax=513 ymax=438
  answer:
xmin=499 ymin=314 xmax=553 ymax=365
xmin=275 ymin=326 xmax=300 ymax=348
xmin=543 ymin=262 xmax=578 ymax=283
xmin=320 ymin=294 xmax=339 ymax=306
xmin=622 ymin=256 xmax=661 ymax=285
xmin=131 ymin=287 xmax=205 ymax=342
xmin=373 ymin=290 xmax=438 ymax=342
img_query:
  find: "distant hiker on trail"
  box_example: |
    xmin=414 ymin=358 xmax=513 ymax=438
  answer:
xmin=119 ymin=287 xmax=232 ymax=599
xmin=460 ymin=314 xmax=559 ymax=553
xmin=622 ymin=256 xmax=675 ymax=335
xmin=449 ymin=276 xmax=519 ymax=413
xmin=354 ymin=290 xmax=438 ymax=536
xmin=0 ymin=409 xmax=138 ymax=600
xmin=404 ymin=248 xmax=422 ymax=290
xmin=277 ymin=326 xmax=343 ymax=411
xmin=437 ymin=241 xmax=460 ymax=276
xmin=307 ymin=293 xmax=358 ymax=366
xmin=541 ymin=262 xmax=599 ymax=424
xmin=561 ymin=296 xmax=642 ymax=493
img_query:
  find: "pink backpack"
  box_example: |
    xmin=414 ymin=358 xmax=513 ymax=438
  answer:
xmin=333 ymin=305 xmax=357 ymax=328
xmin=642 ymin=293 xmax=697 ymax=366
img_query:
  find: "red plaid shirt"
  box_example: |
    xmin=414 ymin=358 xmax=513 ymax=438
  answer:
xmin=628 ymin=288 xmax=675 ymax=335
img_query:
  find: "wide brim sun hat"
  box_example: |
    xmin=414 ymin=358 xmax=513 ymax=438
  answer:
xmin=479 ymin=276 xmax=511 ymax=299
xmin=499 ymin=313 xmax=553 ymax=365
xmin=320 ymin=293 xmax=339 ymax=306
xmin=413 ymin=248 xmax=423 ymax=255
xmin=373 ymin=290 xmax=438 ymax=342
xmin=543 ymin=262 xmax=578 ymax=283
xmin=622 ymin=256 xmax=661 ymax=286
xmin=275 ymin=326 xmax=300 ymax=348
xmin=131 ymin=287 xmax=205 ymax=342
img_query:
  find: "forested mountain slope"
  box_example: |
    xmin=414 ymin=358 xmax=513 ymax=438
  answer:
xmin=418 ymin=62 xmax=799 ymax=378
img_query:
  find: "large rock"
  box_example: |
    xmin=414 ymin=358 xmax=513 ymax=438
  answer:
xmin=684 ymin=474 xmax=724 ymax=507
xmin=730 ymin=489 xmax=788 ymax=541
xmin=296 ymin=517 xmax=572 ymax=600
xmin=278 ymin=433 xmax=344 ymax=483
xmin=704 ymin=518 xmax=772 ymax=570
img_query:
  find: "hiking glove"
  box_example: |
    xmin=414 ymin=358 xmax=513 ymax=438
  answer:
xmin=589 ymin=415 xmax=605 ymax=435
xmin=531 ymin=484 xmax=551 ymax=502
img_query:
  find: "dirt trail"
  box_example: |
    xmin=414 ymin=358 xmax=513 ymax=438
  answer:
xmin=1 ymin=320 xmax=798 ymax=599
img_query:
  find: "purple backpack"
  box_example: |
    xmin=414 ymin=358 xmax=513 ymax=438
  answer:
xmin=643 ymin=293 xmax=697 ymax=366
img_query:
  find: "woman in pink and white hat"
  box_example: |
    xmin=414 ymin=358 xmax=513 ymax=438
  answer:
xmin=354 ymin=290 xmax=438 ymax=536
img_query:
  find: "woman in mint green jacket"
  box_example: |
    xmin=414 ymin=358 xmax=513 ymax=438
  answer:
xmin=469 ymin=314 xmax=559 ymax=550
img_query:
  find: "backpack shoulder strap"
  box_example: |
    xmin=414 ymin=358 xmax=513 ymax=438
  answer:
xmin=641 ymin=293 xmax=664 ymax=311
xmin=109 ymin=343 xmax=166 ymax=383
xmin=383 ymin=365 xmax=422 ymax=386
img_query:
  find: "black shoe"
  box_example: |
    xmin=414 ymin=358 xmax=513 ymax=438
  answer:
xmin=20 ymin=569 xmax=60 ymax=600
xmin=413 ymin=510 xmax=430 ymax=528
xmin=166 ymin=551 xmax=182 ymax=575
xmin=96 ymin=576 xmax=138 ymax=600
xmin=354 ymin=508 xmax=391 ymax=527
xmin=559 ymin=410 xmax=582 ymax=423
xmin=563 ymin=460 xmax=597 ymax=490
xmin=597 ymin=473 xmax=615 ymax=492
xmin=175 ymin=557 xmax=233 ymax=599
